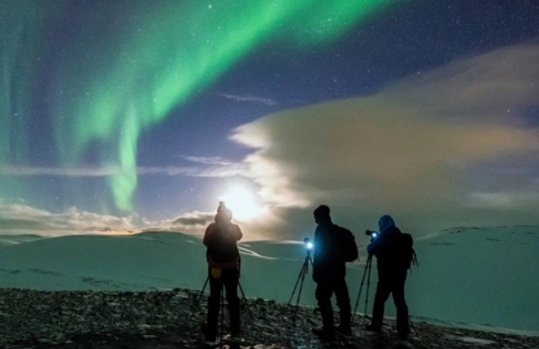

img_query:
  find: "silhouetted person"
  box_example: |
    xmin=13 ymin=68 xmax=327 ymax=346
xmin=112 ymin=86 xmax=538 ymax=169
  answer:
xmin=366 ymin=214 xmax=410 ymax=338
xmin=203 ymin=202 xmax=243 ymax=342
xmin=311 ymin=205 xmax=355 ymax=340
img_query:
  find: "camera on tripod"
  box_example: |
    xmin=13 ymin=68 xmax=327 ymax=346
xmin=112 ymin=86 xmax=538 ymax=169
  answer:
xmin=304 ymin=237 xmax=314 ymax=251
xmin=288 ymin=237 xmax=314 ymax=311
xmin=365 ymin=230 xmax=379 ymax=241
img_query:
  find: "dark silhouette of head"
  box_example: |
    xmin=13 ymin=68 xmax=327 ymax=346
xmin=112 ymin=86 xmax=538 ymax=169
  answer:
xmin=313 ymin=204 xmax=332 ymax=225
xmin=378 ymin=214 xmax=395 ymax=234
xmin=216 ymin=201 xmax=233 ymax=223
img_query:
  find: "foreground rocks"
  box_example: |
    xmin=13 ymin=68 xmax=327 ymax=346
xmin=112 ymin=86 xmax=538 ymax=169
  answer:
xmin=0 ymin=288 xmax=537 ymax=348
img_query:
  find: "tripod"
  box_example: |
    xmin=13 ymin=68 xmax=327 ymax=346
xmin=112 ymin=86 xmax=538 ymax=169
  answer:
xmin=351 ymin=254 xmax=373 ymax=326
xmin=189 ymin=269 xmax=253 ymax=341
xmin=187 ymin=277 xmax=209 ymax=321
xmin=288 ymin=247 xmax=313 ymax=315
xmin=194 ymin=274 xmax=252 ymax=315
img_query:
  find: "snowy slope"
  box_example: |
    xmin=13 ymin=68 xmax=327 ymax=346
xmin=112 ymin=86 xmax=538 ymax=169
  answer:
xmin=408 ymin=225 xmax=539 ymax=332
xmin=0 ymin=232 xmax=208 ymax=290
xmin=0 ymin=226 xmax=538 ymax=332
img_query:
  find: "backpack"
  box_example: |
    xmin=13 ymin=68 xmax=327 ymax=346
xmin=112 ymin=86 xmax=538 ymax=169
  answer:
xmin=336 ymin=225 xmax=358 ymax=262
xmin=206 ymin=224 xmax=239 ymax=263
xmin=396 ymin=233 xmax=418 ymax=270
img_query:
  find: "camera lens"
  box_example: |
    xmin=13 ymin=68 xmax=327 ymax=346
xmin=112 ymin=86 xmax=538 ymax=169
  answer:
xmin=304 ymin=237 xmax=313 ymax=250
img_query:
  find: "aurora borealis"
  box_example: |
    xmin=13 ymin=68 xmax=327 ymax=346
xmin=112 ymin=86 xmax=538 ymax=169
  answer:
xmin=2 ymin=0 xmax=394 ymax=211
xmin=1 ymin=0 xmax=538 ymax=239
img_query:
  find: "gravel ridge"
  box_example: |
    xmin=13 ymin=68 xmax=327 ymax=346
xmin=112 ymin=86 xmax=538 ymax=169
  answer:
xmin=1 ymin=288 xmax=538 ymax=348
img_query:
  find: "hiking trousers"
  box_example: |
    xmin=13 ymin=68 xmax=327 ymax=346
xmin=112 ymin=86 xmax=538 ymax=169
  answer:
xmin=371 ymin=270 xmax=409 ymax=335
xmin=315 ymin=275 xmax=352 ymax=331
xmin=206 ymin=268 xmax=240 ymax=340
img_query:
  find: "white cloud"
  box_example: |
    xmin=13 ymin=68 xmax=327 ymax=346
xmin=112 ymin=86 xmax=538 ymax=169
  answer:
xmin=0 ymin=201 xmax=139 ymax=236
xmin=218 ymin=93 xmax=277 ymax=106
xmin=0 ymin=166 xmax=122 ymax=177
xmin=230 ymin=42 xmax=539 ymax=238
xmin=0 ymin=199 xmax=221 ymax=239
xmin=0 ymin=162 xmax=249 ymax=179
xmin=181 ymin=156 xmax=234 ymax=166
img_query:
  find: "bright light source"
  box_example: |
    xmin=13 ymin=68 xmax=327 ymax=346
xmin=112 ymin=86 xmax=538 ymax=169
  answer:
xmin=219 ymin=184 xmax=264 ymax=221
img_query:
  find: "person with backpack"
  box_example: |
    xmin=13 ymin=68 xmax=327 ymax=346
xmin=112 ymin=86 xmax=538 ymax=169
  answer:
xmin=202 ymin=202 xmax=243 ymax=342
xmin=366 ymin=214 xmax=411 ymax=339
xmin=311 ymin=205 xmax=358 ymax=340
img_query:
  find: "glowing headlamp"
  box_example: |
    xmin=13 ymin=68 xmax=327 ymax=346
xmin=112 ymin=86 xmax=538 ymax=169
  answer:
xmin=304 ymin=237 xmax=313 ymax=250
xmin=365 ymin=230 xmax=379 ymax=240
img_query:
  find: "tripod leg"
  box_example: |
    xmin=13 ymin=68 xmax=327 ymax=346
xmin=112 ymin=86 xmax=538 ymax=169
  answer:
xmin=238 ymin=282 xmax=253 ymax=320
xmin=295 ymin=264 xmax=308 ymax=309
xmin=363 ymin=256 xmax=373 ymax=323
xmin=288 ymin=258 xmax=309 ymax=305
xmin=188 ymin=277 xmax=209 ymax=321
xmin=287 ymin=261 xmax=308 ymax=323
xmin=219 ymin=284 xmax=225 ymax=345
xmin=351 ymin=257 xmax=371 ymax=325
xmin=290 ymin=269 xmax=306 ymax=322
xmin=198 ymin=277 xmax=209 ymax=301
xmin=409 ymin=315 xmax=417 ymax=336
xmin=288 ymin=274 xmax=302 ymax=305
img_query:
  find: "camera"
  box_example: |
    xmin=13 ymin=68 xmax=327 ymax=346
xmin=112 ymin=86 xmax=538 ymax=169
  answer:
xmin=365 ymin=230 xmax=379 ymax=240
xmin=304 ymin=237 xmax=314 ymax=251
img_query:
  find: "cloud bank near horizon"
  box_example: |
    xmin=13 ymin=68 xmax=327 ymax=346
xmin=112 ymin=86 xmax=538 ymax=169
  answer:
xmin=0 ymin=200 xmax=215 ymax=239
xmin=231 ymin=42 xmax=539 ymax=237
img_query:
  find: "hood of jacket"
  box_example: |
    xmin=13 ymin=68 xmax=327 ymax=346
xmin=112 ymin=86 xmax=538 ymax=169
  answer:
xmin=378 ymin=215 xmax=396 ymax=234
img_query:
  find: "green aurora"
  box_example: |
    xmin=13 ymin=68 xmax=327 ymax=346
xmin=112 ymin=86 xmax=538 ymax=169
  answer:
xmin=1 ymin=0 xmax=396 ymax=211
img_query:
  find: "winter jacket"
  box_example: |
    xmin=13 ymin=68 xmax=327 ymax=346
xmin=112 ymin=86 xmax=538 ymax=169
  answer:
xmin=367 ymin=215 xmax=406 ymax=275
xmin=203 ymin=221 xmax=242 ymax=270
xmin=313 ymin=222 xmax=347 ymax=282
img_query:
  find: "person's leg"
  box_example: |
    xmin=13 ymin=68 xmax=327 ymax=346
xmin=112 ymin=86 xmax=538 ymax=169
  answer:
xmin=206 ymin=270 xmax=223 ymax=341
xmin=223 ymin=269 xmax=241 ymax=336
xmin=334 ymin=277 xmax=352 ymax=333
xmin=369 ymin=277 xmax=391 ymax=331
xmin=315 ymin=280 xmax=335 ymax=336
xmin=392 ymin=271 xmax=409 ymax=337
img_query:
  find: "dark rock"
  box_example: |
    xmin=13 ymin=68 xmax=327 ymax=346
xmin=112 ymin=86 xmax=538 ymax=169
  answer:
xmin=0 ymin=288 xmax=537 ymax=348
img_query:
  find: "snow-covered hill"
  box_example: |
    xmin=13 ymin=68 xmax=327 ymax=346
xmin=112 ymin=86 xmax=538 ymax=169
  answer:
xmin=1 ymin=226 xmax=538 ymax=333
xmin=408 ymin=225 xmax=539 ymax=333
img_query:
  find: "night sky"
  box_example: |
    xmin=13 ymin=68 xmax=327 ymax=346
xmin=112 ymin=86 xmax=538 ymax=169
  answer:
xmin=1 ymin=0 xmax=538 ymax=239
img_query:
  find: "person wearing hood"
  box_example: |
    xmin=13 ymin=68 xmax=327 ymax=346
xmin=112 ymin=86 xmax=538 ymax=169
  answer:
xmin=203 ymin=202 xmax=243 ymax=342
xmin=366 ymin=214 xmax=410 ymax=338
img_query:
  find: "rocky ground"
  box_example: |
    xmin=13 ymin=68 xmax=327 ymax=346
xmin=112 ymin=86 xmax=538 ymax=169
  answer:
xmin=0 ymin=288 xmax=538 ymax=348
